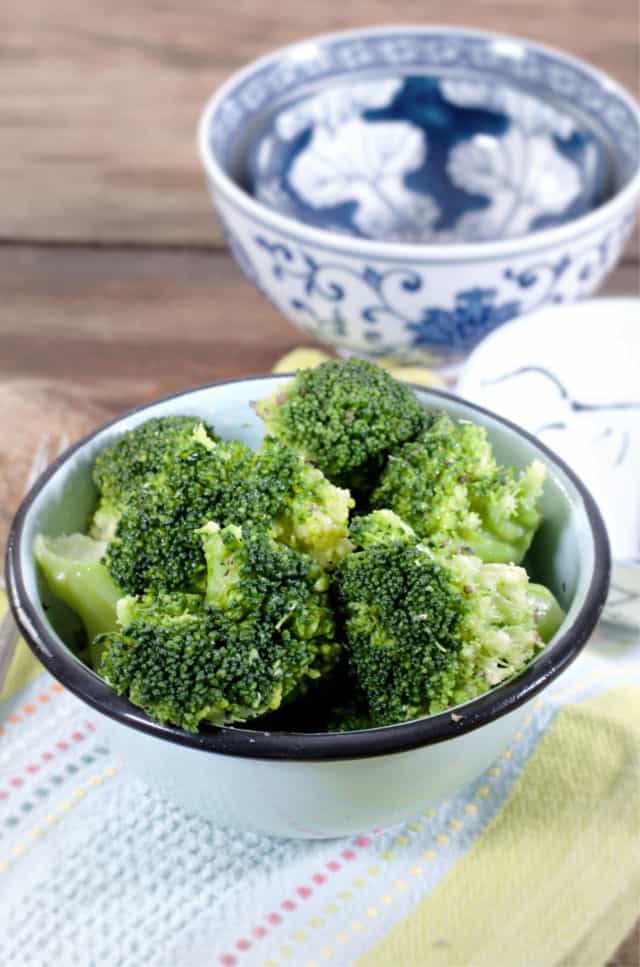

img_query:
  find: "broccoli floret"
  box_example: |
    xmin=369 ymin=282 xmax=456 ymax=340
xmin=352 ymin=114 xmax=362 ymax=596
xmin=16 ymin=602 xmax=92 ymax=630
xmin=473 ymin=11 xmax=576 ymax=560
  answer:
xmin=103 ymin=426 xmax=353 ymax=594
xmin=104 ymin=434 xmax=255 ymax=594
xmin=199 ymin=521 xmax=335 ymax=639
xmin=527 ymin=583 xmax=565 ymax=642
xmin=336 ymin=541 xmax=465 ymax=724
xmin=252 ymin=438 xmax=354 ymax=568
xmin=93 ymin=415 xmax=213 ymax=501
xmin=99 ymin=592 xmax=231 ymax=730
xmin=200 ymin=521 xmax=340 ymax=698
xmin=90 ymin=416 xmax=217 ymax=540
xmin=371 ymin=413 xmax=545 ymax=563
xmin=254 ymin=359 xmax=426 ymax=490
xmin=349 ymin=509 xmax=416 ymax=550
xmin=336 ymin=529 xmax=549 ymax=725
xmin=34 ymin=533 xmax=121 ymax=644
xmin=442 ymin=554 xmax=548 ymax=705
xmin=98 ymin=525 xmax=340 ymax=731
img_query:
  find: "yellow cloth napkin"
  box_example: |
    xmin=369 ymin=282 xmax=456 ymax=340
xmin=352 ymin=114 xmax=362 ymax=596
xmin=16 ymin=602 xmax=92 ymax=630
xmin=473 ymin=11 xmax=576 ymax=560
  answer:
xmin=357 ymin=682 xmax=640 ymax=967
xmin=0 ymin=590 xmax=41 ymax=702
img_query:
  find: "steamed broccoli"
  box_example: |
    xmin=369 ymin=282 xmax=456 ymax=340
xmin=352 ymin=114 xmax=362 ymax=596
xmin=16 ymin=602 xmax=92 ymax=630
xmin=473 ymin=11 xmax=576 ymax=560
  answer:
xmin=199 ymin=521 xmax=333 ymax=633
xmin=90 ymin=416 xmax=215 ymax=540
xmin=104 ymin=433 xmax=255 ymax=595
xmin=199 ymin=523 xmax=339 ymax=677
xmin=33 ymin=363 xmax=565 ymax=735
xmin=97 ymin=524 xmax=340 ymax=731
xmin=349 ymin=509 xmax=416 ymax=550
xmin=99 ymin=593 xmax=233 ymax=730
xmin=527 ymin=582 xmax=565 ymax=643
xmin=371 ymin=413 xmax=545 ymax=563
xmin=251 ymin=438 xmax=353 ymax=568
xmin=254 ymin=358 xmax=426 ymax=490
xmin=34 ymin=533 xmax=121 ymax=651
xmin=335 ymin=513 xmax=561 ymax=725
xmin=104 ymin=425 xmax=353 ymax=595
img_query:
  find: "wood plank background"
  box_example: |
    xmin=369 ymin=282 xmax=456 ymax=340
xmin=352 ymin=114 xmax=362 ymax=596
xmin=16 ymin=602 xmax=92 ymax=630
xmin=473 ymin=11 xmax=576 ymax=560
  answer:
xmin=2 ymin=0 xmax=640 ymax=245
xmin=1 ymin=245 xmax=638 ymax=413
xmin=1 ymin=2 xmax=639 ymax=960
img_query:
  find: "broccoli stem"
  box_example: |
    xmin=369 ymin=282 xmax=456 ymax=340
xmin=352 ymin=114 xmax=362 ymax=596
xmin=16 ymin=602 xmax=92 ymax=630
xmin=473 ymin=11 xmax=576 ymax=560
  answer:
xmin=528 ymin=583 xmax=565 ymax=642
xmin=34 ymin=534 xmax=122 ymax=644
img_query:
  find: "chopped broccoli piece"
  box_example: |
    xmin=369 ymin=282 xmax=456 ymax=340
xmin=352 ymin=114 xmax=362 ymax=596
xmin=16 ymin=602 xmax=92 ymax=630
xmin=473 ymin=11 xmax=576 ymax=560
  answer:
xmin=104 ymin=434 xmax=255 ymax=595
xmin=336 ymin=523 xmax=546 ymax=725
xmin=93 ymin=415 xmax=214 ymax=503
xmin=442 ymin=554 xmax=545 ymax=705
xmin=527 ymin=583 xmax=565 ymax=642
xmin=254 ymin=358 xmax=426 ymax=490
xmin=103 ymin=428 xmax=352 ymax=595
xmin=200 ymin=521 xmax=340 ymax=697
xmin=99 ymin=592 xmax=232 ymax=730
xmin=34 ymin=533 xmax=121 ymax=643
xmin=98 ymin=525 xmax=340 ymax=731
xmin=90 ymin=416 xmax=217 ymax=540
xmin=349 ymin=509 xmax=416 ymax=550
xmin=252 ymin=438 xmax=354 ymax=568
xmin=199 ymin=521 xmax=334 ymax=636
xmin=371 ymin=413 xmax=545 ymax=563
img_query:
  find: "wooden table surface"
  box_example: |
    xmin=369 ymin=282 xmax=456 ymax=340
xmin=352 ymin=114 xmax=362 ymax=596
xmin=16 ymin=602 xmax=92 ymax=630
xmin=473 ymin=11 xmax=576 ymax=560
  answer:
xmin=1 ymin=2 xmax=639 ymax=961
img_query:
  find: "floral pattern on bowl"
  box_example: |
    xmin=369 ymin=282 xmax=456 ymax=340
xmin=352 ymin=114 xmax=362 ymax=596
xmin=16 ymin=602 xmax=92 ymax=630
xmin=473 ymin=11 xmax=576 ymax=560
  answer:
xmin=247 ymin=75 xmax=609 ymax=244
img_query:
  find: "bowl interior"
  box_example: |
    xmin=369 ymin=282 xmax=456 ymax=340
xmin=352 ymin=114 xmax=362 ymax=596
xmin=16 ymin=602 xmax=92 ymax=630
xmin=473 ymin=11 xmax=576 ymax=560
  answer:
xmin=15 ymin=377 xmax=598 ymax=734
xmin=243 ymin=72 xmax=610 ymax=244
xmin=204 ymin=28 xmax=640 ymax=247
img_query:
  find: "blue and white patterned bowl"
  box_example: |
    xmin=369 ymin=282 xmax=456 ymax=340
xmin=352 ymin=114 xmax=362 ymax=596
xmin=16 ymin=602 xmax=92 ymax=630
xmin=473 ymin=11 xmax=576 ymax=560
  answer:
xmin=198 ymin=26 xmax=640 ymax=365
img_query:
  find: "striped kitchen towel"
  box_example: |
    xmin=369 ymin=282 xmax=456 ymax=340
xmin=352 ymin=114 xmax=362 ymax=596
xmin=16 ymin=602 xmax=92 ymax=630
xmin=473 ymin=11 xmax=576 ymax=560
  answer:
xmin=1 ymin=586 xmax=638 ymax=967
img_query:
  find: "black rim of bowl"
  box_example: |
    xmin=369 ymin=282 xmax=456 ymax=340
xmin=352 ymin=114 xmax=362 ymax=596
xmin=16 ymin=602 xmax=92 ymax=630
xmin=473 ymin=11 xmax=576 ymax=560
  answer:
xmin=6 ymin=375 xmax=611 ymax=762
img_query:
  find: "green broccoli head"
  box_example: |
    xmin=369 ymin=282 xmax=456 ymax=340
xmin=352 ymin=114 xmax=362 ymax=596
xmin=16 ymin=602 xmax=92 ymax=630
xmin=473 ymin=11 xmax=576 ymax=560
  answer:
xmin=200 ymin=521 xmax=340 ymax=698
xmin=104 ymin=434 xmax=255 ymax=595
xmin=349 ymin=509 xmax=416 ymax=550
xmin=98 ymin=523 xmax=341 ymax=732
xmin=336 ymin=541 xmax=466 ymax=725
xmin=103 ymin=426 xmax=353 ymax=595
xmin=252 ymin=438 xmax=354 ymax=568
xmin=254 ymin=359 xmax=426 ymax=490
xmin=90 ymin=416 xmax=218 ymax=540
xmin=199 ymin=521 xmax=335 ymax=640
xmin=371 ymin=413 xmax=545 ymax=564
xmin=440 ymin=553 xmax=547 ymax=707
xmin=336 ymin=535 xmax=550 ymax=726
xmin=34 ymin=533 xmax=121 ymax=646
xmin=98 ymin=592 xmax=244 ymax=731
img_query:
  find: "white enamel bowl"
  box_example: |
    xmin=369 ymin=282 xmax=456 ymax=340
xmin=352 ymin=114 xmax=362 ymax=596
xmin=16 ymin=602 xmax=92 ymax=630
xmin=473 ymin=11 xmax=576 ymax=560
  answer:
xmin=7 ymin=377 xmax=610 ymax=837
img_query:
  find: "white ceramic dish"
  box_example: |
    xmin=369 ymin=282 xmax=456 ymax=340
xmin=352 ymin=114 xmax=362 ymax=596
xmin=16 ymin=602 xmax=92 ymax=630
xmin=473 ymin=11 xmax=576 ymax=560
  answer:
xmin=458 ymin=297 xmax=640 ymax=630
xmin=7 ymin=377 xmax=609 ymax=837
